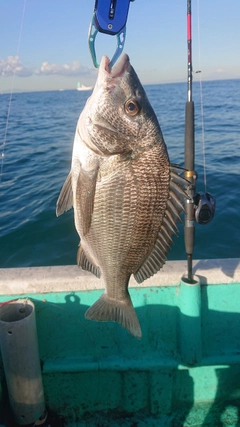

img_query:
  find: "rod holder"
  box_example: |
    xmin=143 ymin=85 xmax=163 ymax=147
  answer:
xmin=179 ymin=276 xmax=202 ymax=366
xmin=0 ymin=299 xmax=46 ymax=425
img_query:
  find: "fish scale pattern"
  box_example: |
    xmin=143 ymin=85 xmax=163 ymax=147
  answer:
xmin=82 ymin=145 xmax=171 ymax=300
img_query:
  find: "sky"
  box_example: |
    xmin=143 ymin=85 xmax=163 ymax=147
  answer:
xmin=0 ymin=0 xmax=240 ymax=93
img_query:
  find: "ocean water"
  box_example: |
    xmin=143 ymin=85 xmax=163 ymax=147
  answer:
xmin=0 ymin=79 xmax=239 ymax=268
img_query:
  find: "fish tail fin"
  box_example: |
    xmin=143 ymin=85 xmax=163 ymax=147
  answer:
xmin=85 ymin=294 xmax=142 ymax=339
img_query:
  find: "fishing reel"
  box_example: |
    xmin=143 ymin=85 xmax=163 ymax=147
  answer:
xmin=193 ymin=192 xmax=216 ymax=225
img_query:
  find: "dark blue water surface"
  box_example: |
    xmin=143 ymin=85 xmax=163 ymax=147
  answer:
xmin=0 ymin=79 xmax=239 ymax=267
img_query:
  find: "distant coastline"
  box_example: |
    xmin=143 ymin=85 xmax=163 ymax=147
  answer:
xmin=1 ymin=77 xmax=240 ymax=96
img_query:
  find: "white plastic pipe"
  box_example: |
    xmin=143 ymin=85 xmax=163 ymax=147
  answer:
xmin=0 ymin=299 xmax=45 ymax=425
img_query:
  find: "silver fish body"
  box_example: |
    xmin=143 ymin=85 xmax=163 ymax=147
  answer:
xmin=56 ymin=54 xmax=187 ymax=339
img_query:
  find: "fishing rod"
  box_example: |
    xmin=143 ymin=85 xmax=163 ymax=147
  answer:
xmin=184 ymin=0 xmax=216 ymax=283
xmin=184 ymin=0 xmax=196 ymax=282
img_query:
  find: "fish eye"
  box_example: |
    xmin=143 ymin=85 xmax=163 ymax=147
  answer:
xmin=124 ymin=99 xmax=140 ymax=116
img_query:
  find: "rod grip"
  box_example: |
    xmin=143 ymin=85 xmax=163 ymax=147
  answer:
xmin=184 ymin=101 xmax=195 ymax=171
xmin=184 ymin=219 xmax=195 ymax=255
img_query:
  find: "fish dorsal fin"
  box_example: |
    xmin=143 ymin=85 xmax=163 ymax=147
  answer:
xmin=56 ymin=172 xmax=73 ymax=216
xmin=75 ymin=167 xmax=99 ymax=236
xmin=134 ymin=165 xmax=188 ymax=284
xmin=77 ymin=244 xmax=101 ymax=278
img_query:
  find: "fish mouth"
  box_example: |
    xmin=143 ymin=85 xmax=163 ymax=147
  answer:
xmin=91 ymin=54 xmax=131 ymax=132
xmin=101 ymin=54 xmax=130 ymax=77
xmin=99 ymin=54 xmax=130 ymax=91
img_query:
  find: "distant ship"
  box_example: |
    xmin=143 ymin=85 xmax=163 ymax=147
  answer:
xmin=77 ymin=82 xmax=93 ymax=91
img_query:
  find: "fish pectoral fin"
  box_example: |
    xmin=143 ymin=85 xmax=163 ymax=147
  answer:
xmin=85 ymin=294 xmax=142 ymax=339
xmin=77 ymin=245 xmax=101 ymax=278
xmin=56 ymin=172 xmax=73 ymax=216
xmin=76 ymin=167 xmax=98 ymax=236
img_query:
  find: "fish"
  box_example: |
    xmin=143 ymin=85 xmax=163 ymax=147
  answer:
xmin=56 ymin=53 xmax=187 ymax=339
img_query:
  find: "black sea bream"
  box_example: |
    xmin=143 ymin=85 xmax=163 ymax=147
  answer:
xmin=56 ymin=54 xmax=187 ymax=339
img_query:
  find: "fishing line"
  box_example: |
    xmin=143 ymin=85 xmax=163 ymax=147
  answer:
xmin=0 ymin=0 xmax=27 ymax=185
xmin=196 ymin=0 xmax=207 ymax=193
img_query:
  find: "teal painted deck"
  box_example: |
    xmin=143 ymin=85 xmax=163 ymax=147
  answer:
xmin=1 ymin=259 xmax=240 ymax=426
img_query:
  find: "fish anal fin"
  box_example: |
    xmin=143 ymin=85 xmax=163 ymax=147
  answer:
xmin=85 ymin=294 xmax=142 ymax=339
xmin=56 ymin=172 xmax=73 ymax=216
xmin=77 ymin=245 xmax=101 ymax=278
xmin=76 ymin=167 xmax=98 ymax=236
